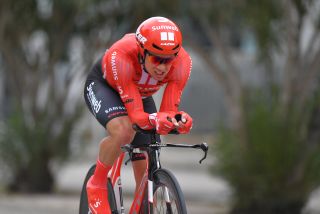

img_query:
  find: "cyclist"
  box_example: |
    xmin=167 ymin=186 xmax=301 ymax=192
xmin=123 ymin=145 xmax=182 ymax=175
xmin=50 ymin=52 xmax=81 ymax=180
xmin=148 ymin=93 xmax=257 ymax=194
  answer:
xmin=83 ymin=16 xmax=193 ymax=213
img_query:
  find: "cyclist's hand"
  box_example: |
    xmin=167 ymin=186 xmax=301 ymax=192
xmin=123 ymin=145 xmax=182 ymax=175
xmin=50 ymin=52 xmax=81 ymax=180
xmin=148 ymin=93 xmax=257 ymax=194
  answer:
xmin=176 ymin=111 xmax=193 ymax=134
xmin=149 ymin=112 xmax=175 ymax=135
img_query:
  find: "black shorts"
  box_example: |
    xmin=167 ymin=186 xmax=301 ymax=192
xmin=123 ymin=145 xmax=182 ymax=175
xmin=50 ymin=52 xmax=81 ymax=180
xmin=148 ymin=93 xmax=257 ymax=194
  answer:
xmin=84 ymin=58 xmax=160 ymax=145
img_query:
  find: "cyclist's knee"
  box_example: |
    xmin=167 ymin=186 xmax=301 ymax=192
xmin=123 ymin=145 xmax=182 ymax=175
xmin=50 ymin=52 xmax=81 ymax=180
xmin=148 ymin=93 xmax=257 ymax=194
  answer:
xmin=106 ymin=116 xmax=135 ymax=144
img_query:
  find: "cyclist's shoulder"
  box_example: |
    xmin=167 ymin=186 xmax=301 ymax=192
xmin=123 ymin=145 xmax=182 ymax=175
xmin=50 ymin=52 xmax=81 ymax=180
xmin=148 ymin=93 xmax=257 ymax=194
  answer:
xmin=101 ymin=34 xmax=141 ymax=81
xmin=109 ymin=33 xmax=138 ymax=55
xmin=103 ymin=33 xmax=138 ymax=64
xmin=166 ymin=47 xmax=192 ymax=82
xmin=171 ymin=47 xmax=192 ymax=69
xmin=177 ymin=47 xmax=191 ymax=61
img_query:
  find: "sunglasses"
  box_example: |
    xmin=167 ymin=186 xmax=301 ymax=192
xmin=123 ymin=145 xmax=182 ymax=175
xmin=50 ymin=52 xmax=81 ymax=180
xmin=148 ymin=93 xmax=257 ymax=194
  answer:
xmin=147 ymin=52 xmax=176 ymax=65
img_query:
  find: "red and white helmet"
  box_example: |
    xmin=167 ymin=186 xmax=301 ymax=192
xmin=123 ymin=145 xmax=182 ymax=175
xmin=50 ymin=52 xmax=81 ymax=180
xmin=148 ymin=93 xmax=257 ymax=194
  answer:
xmin=136 ymin=16 xmax=182 ymax=56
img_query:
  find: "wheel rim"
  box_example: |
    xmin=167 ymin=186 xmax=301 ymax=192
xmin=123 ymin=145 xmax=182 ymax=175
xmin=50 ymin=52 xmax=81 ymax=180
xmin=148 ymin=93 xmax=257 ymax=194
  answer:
xmin=153 ymin=185 xmax=180 ymax=214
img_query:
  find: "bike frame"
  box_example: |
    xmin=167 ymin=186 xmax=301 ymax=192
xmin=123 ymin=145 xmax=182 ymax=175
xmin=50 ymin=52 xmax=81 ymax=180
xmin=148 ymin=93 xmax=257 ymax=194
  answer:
xmin=108 ymin=152 xmax=126 ymax=214
xmin=108 ymin=150 xmax=152 ymax=214
xmin=107 ymin=140 xmax=208 ymax=214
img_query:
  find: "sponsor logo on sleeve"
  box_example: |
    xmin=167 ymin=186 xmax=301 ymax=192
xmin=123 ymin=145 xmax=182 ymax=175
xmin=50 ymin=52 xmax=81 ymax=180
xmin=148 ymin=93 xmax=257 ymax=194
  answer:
xmin=117 ymin=86 xmax=123 ymax=95
xmin=111 ymin=51 xmax=118 ymax=80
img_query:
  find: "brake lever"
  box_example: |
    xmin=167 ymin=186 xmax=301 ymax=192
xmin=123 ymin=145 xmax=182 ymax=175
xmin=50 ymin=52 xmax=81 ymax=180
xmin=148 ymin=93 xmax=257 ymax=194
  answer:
xmin=199 ymin=142 xmax=209 ymax=164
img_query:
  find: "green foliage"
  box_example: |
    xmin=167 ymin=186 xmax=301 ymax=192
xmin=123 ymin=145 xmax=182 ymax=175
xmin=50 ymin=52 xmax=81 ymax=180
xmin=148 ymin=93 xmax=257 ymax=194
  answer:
xmin=0 ymin=0 xmax=115 ymax=192
xmin=213 ymin=91 xmax=320 ymax=213
xmin=0 ymin=102 xmax=83 ymax=192
xmin=187 ymin=0 xmax=283 ymax=56
xmin=182 ymin=0 xmax=320 ymax=213
xmin=242 ymin=0 xmax=281 ymax=49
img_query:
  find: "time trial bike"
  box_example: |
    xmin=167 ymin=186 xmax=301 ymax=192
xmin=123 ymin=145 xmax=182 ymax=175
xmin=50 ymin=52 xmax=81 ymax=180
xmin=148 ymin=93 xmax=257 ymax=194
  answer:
xmin=79 ymin=124 xmax=208 ymax=214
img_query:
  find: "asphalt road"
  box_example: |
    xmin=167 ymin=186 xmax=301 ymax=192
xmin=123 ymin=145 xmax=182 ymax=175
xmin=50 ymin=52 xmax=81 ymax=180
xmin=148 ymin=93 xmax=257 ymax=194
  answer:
xmin=0 ymin=194 xmax=228 ymax=214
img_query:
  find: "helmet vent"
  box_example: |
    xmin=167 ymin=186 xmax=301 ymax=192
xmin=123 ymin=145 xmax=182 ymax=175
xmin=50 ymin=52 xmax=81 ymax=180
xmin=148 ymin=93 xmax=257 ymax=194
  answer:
xmin=172 ymin=44 xmax=180 ymax=50
xmin=152 ymin=43 xmax=163 ymax=51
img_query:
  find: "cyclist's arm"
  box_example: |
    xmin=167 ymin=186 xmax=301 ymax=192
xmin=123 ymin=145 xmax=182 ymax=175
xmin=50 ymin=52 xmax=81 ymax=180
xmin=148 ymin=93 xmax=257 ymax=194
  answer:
xmin=159 ymin=81 xmax=183 ymax=112
xmin=160 ymin=51 xmax=192 ymax=113
xmin=103 ymin=50 xmax=153 ymax=129
xmin=119 ymin=82 xmax=152 ymax=130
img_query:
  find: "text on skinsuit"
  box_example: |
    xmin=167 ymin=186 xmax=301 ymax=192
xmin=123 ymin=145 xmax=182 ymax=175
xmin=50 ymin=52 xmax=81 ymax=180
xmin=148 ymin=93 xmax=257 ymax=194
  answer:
xmin=108 ymin=111 xmax=127 ymax=119
xmin=86 ymin=82 xmax=101 ymax=114
xmin=105 ymin=106 xmax=127 ymax=114
xmin=103 ymin=63 xmax=107 ymax=79
xmin=111 ymin=51 xmax=118 ymax=80
xmin=117 ymin=86 xmax=123 ymax=95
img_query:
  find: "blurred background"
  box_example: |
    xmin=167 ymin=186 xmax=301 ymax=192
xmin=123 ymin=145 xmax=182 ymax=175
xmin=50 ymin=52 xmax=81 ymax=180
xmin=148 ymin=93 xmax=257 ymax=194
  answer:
xmin=1 ymin=0 xmax=320 ymax=213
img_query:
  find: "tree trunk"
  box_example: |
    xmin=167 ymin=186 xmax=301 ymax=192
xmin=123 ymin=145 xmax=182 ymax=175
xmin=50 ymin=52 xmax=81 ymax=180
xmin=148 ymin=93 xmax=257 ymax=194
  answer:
xmin=9 ymin=151 xmax=54 ymax=193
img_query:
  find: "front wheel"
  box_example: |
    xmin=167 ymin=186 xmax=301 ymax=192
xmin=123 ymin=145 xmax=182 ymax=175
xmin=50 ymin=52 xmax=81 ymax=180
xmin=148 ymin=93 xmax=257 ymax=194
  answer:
xmin=151 ymin=169 xmax=187 ymax=214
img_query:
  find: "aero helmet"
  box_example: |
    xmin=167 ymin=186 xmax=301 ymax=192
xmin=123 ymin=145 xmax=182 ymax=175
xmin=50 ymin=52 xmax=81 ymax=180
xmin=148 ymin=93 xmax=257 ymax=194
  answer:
xmin=136 ymin=16 xmax=182 ymax=56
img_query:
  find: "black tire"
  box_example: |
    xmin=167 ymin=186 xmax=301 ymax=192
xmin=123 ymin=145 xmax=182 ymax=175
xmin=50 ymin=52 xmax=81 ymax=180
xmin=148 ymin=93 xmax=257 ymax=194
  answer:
xmin=151 ymin=169 xmax=187 ymax=214
xmin=79 ymin=164 xmax=118 ymax=214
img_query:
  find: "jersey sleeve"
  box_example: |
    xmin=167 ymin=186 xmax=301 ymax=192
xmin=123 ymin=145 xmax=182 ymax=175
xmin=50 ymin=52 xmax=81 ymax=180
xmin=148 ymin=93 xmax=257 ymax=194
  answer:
xmin=103 ymin=50 xmax=153 ymax=129
xmin=159 ymin=52 xmax=192 ymax=112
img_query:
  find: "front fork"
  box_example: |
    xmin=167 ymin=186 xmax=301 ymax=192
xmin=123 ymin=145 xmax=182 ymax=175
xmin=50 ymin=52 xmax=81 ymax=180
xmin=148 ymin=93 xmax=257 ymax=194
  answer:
xmin=112 ymin=147 xmax=162 ymax=214
xmin=109 ymin=152 xmax=126 ymax=214
xmin=147 ymin=149 xmax=161 ymax=213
